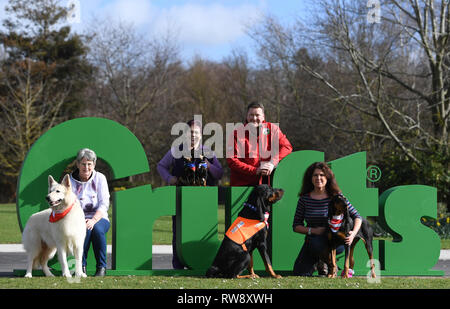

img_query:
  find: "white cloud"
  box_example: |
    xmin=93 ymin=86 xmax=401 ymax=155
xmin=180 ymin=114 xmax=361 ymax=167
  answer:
xmin=0 ymin=0 xmax=10 ymax=23
xmin=151 ymin=2 xmax=265 ymax=45
xmin=101 ymin=0 xmax=155 ymax=26
xmin=0 ymin=0 xmax=268 ymax=60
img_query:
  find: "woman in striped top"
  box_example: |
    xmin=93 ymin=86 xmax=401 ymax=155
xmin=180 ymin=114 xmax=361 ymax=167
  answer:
xmin=292 ymin=162 xmax=362 ymax=276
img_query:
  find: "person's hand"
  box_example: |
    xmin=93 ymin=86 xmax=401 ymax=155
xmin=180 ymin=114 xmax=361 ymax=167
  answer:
xmin=168 ymin=176 xmax=178 ymax=185
xmin=86 ymin=218 xmax=97 ymax=230
xmin=345 ymin=231 xmax=356 ymax=245
xmin=260 ymin=162 xmax=274 ymax=175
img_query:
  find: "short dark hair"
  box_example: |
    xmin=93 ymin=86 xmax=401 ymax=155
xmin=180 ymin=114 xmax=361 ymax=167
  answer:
xmin=247 ymin=101 xmax=264 ymax=112
xmin=186 ymin=119 xmax=202 ymax=128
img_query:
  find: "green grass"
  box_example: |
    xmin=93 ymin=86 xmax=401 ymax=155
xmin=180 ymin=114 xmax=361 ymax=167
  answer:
xmin=0 ymin=204 xmax=22 ymax=243
xmin=0 ymin=276 xmax=449 ymax=289
xmin=2 ymin=203 xmax=449 ymax=289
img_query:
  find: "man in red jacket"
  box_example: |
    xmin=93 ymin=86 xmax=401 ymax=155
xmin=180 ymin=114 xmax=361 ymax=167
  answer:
xmin=226 ymin=102 xmax=293 ymax=186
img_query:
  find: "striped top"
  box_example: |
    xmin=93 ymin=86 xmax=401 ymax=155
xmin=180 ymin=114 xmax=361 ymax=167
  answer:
xmin=292 ymin=194 xmax=361 ymax=229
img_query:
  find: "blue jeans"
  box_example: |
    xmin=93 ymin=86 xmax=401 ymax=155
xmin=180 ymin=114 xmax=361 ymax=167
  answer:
xmin=83 ymin=218 xmax=110 ymax=269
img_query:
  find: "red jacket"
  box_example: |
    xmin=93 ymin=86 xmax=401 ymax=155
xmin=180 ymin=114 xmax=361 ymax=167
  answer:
xmin=226 ymin=121 xmax=293 ymax=186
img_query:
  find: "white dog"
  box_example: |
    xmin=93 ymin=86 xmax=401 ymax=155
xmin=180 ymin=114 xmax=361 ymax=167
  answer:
xmin=22 ymin=175 xmax=86 ymax=278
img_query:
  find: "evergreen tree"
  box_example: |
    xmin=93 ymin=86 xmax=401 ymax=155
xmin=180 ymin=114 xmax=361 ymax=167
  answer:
xmin=0 ymin=0 xmax=92 ymax=186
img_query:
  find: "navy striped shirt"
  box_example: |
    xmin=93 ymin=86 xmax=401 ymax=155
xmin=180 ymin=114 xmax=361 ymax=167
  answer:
xmin=292 ymin=194 xmax=361 ymax=229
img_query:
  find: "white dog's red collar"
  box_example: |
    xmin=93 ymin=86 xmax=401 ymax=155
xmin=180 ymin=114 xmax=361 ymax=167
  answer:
xmin=49 ymin=202 xmax=74 ymax=223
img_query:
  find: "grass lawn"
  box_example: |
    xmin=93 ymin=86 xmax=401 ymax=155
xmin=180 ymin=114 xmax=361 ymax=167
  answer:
xmin=2 ymin=203 xmax=450 ymax=290
xmin=0 ymin=275 xmax=449 ymax=289
xmin=0 ymin=204 xmax=22 ymax=244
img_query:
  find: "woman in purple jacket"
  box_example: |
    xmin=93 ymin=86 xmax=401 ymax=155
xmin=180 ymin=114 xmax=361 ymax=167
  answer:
xmin=157 ymin=119 xmax=223 ymax=269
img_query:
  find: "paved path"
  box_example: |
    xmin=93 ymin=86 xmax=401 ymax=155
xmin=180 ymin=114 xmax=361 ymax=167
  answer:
xmin=1 ymin=245 xmax=449 ymax=277
xmin=0 ymin=245 xmax=172 ymax=277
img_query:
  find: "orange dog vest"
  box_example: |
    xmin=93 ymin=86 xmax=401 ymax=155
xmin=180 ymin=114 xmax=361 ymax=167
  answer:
xmin=225 ymin=217 xmax=266 ymax=251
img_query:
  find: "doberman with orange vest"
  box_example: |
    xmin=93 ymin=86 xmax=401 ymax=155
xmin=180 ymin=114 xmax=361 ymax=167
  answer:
xmin=206 ymin=185 xmax=284 ymax=278
xmin=327 ymin=194 xmax=376 ymax=278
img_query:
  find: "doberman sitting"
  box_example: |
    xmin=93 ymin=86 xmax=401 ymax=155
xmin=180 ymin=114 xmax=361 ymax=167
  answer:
xmin=327 ymin=194 xmax=376 ymax=278
xmin=206 ymin=185 xmax=284 ymax=279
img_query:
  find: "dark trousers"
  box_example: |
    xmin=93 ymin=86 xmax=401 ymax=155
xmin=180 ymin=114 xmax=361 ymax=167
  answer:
xmin=293 ymin=234 xmax=344 ymax=276
xmin=171 ymin=216 xmax=185 ymax=269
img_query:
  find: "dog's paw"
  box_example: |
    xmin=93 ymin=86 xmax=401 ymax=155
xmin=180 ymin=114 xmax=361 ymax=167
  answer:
xmin=24 ymin=273 xmax=32 ymax=278
xmin=74 ymin=271 xmax=87 ymax=278
xmin=272 ymin=274 xmax=282 ymax=279
xmin=43 ymin=269 xmax=55 ymax=277
xmin=62 ymin=271 xmax=72 ymax=278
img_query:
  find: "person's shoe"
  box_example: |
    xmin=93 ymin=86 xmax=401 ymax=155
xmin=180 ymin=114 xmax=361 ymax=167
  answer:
xmin=95 ymin=267 xmax=106 ymax=277
xmin=82 ymin=266 xmax=87 ymax=275
xmin=340 ymin=268 xmax=354 ymax=278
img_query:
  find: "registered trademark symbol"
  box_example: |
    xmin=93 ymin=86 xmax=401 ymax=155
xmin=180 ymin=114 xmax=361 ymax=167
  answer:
xmin=367 ymin=165 xmax=381 ymax=182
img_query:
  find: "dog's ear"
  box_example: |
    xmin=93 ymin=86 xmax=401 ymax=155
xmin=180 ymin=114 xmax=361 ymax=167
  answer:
xmin=328 ymin=199 xmax=334 ymax=220
xmin=48 ymin=175 xmax=56 ymax=188
xmin=256 ymin=185 xmax=273 ymax=219
xmin=247 ymin=186 xmax=265 ymax=221
xmin=344 ymin=203 xmax=350 ymax=221
xmin=62 ymin=174 xmax=72 ymax=190
xmin=256 ymin=184 xmax=272 ymax=200
xmin=255 ymin=196 xmax=265 ymax=221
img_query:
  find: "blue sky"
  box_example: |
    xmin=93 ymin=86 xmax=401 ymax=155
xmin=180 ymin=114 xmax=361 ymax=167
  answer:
xmin=0 ymin=0 xmax=310 ymax=61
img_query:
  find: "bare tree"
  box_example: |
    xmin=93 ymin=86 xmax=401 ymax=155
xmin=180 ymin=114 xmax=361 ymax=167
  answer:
xmin=85 ymin=19 xmax=180 ymax=133
xmin=0 ymin=59 xmax=68 ymax=176
xmin=249 ymin=0 xmax=449 ymax=205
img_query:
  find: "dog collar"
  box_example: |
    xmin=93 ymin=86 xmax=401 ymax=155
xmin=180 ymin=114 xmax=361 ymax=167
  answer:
xmin=244 ymin=202 xmax=257 ymax=212
xmin=185 ymin=162 xmax=196 ymax=171
xmin=328 ymin=214 xmax=343 ymax=233
xmin=49 ymin=202 xmax=74 ymax=223
xmin=243 ymin=203 xmax=270 ymax=227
